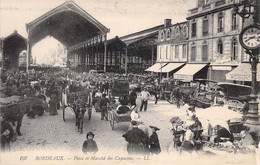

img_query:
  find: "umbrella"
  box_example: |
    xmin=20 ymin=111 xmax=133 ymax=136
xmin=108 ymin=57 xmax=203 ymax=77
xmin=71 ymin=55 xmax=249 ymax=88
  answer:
xmin=195 ymin=105 xmax=242 ymax=131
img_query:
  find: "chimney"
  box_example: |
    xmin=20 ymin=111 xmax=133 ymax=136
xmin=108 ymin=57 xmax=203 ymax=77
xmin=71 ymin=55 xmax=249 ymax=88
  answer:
xmin=164 ymin=19 xmax=172 ymax=27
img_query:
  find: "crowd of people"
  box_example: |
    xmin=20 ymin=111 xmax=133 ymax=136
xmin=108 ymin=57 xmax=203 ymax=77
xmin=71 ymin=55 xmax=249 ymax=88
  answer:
xmin=0 ymin=69 xmax=161 ymax=154
xmin=0 ymin=68 xmax=257 ymax=156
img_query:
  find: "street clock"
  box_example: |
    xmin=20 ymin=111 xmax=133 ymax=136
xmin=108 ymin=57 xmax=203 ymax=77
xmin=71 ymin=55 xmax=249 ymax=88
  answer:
xmin=239 ymin=25 xmax=260 ymax=50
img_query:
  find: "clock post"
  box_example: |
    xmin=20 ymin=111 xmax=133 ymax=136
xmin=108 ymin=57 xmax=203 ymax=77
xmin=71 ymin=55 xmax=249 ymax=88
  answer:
xmin=234 ymin=0 xmax=260 ymax=148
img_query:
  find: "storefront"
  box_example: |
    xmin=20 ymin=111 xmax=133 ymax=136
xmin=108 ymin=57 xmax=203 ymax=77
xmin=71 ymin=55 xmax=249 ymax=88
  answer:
xmin=153 ymin=62 xmax=185 ymax=77
xmin=209 ymin=65 xmax=236 ymax=82
xmin=145 ymin=62 xmax=167 ymax=72
xmin=173 ymin=63 xmax=209 ymax=81
xmin=226 ymin=63 xmax=260 ymax=93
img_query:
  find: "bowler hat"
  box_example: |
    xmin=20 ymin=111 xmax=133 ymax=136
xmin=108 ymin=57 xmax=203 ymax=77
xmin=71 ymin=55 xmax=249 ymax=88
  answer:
xmin=149 ymin=126 xmax=160 ymax=131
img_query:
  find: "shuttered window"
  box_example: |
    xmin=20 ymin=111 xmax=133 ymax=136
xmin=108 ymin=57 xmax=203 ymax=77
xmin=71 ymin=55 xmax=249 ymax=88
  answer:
xmin=192 ymin=22 xmax=196 ymax=37
xmin=203 ymin=19 xmax=209 ymax=36
xmin=191 ymin=46 xmax=196 ymax=62
xmin=202 ymin=45 xmax=208 ymax=61
xmin=175 ymin=45 xmax=179 ymax=58
xmin=182 ymin=44 xmax=187 ymax=59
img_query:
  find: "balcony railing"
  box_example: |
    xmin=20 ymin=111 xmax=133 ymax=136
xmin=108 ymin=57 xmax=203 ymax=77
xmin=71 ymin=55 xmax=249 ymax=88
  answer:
xmin=215 ymin=0 xmax=226 ymax=7
xmin=202 ymin=4 xmax=211 ymax=10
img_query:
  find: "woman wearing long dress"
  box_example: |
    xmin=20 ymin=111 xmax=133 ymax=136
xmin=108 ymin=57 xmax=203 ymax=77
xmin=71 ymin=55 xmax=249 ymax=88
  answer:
xmin=49 ymin=93 xmax=58 ymax=115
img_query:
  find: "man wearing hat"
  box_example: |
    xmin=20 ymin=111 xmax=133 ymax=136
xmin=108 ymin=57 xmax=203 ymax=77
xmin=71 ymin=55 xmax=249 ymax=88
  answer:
xmin=148 ymin=126 xmax=161 ymax=155
xmin=123 ymin=120 xmax=148 ymax=155
xmin=82 ymin=132 xmax=98 ymax=154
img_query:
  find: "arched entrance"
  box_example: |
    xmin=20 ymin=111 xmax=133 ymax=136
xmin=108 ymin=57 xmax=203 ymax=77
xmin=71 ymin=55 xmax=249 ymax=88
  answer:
xmin=26 ymin=1 xmax=109 ymax=72
xmin=3 ymin=30 xmax=27 ymax=71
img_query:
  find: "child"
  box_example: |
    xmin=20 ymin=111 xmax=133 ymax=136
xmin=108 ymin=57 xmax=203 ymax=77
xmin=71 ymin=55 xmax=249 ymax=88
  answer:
xmin=82 ymin=132 xmax=98 ymax=154
xmin=148 ymin=126 xmax=161 ymax=155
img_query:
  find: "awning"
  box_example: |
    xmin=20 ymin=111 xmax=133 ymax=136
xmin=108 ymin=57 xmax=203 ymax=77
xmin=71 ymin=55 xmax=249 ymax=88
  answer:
xmin=174 ymin=63 xmax=208 ymax=81
xmin=226 ymin=63 xmax=260 ymax=81
xmin=145 ymin=63 xmax=167 ymax=72
xmin=154 ymin=63 xmax=185 ymax=73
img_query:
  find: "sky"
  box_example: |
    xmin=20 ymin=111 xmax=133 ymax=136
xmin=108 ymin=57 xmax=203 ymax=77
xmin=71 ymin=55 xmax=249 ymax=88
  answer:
xmin=0 ymin=0 xmax=197 ymax=65
xmin=0 ymin=0 xmax=196 ymax=39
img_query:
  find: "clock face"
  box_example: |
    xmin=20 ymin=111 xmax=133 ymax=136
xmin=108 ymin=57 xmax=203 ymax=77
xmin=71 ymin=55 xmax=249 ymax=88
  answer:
xmin=240 ymin=25 xmax=260 ymax=50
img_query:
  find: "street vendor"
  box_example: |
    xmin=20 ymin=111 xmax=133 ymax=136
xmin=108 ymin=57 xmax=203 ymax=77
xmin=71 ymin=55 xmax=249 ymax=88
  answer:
xmin=213 ymin=125 xmax=234 ymax=143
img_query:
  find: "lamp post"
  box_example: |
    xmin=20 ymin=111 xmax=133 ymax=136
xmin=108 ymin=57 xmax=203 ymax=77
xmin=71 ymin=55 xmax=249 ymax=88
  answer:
xmin=233 ymin=0 xmax=260 ymax=147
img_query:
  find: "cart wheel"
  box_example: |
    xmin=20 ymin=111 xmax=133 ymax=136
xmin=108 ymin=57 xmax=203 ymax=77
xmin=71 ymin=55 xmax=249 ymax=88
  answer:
xmin=63 ymin=106 xmax=66 ymax=122
xmin=227 ymin=100 xmax=244 ymax=113
xmin=108 ymin=112 xmax=114 ymax=130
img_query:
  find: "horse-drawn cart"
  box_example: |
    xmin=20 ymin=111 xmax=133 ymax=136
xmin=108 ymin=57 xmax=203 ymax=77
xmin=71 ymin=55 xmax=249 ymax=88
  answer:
xmin=62 ymin=89 xmax=92 ymax=133
xmin=111 ymin=79 xmax=129 ymax=99
xmin=108 ymin=104 xmax=132 ymax=130
xmin=217 ymin=82 xmax=252 ymax=113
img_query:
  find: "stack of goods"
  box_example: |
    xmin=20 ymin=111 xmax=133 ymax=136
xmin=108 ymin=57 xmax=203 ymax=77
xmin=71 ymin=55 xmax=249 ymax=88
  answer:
xmin=112 ymin=79 xmax=129 ymax=97
xmin=205 ymin=141 xmax=255 ymax=154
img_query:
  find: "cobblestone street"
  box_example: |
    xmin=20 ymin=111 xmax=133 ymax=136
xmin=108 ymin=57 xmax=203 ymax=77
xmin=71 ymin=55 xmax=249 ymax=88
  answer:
xmin=1 ymin=99 xmax=257 ymax=165
xmin=9 ymin=99 xmax=175 ymax=153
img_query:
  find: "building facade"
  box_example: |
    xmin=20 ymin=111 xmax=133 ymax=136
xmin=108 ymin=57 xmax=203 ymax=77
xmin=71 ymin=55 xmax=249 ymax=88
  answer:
xmin=185 ymin=0 xmax=250 ymax=82
xmin=152 ymin=19 xmax=188 ymax=77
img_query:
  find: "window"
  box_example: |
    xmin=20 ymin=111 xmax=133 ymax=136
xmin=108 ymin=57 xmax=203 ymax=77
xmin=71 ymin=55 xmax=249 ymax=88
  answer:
xmin=203 ymin=19 xmax=209 ymax=36
xmin=175 ymin=45 xmax=179 ymax=59
xmin=166 ymin=29 xmax=171 ymax=39
xmin=182 ymin=25 xmax=187 ymax=37
xmin=217 ymin=39 xmax=223 ymax=55
xmin=191 ymin=46 xmax=196 ymax=62
xmin=161 ymin=31 xmax=164 ymax=40
xmin=172 ymin=28 xmax=175 ymax=38
xmin=203 ymin=0 xmax=209 ymax=5
xmin=231 ymin=12 xmax=237 ymax=30
xmin=192 ymin=22 xmax=196 ymax=37
xmin=182 ymin=44 xmax=187 ymax=59
xmin=202 ymin=44 xmax=208 ymax=61
xmin=218 ymin=12 xmax=224 ymax=32
xmin=176 ymin=27 xmax=180 ymax=38
xmin=231 ymin=38 xmax=238 ymax=61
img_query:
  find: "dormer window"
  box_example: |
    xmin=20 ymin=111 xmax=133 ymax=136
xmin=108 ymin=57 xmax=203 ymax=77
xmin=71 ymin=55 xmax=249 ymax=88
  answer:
xmin=176 ymin=27 xmax=180 ymax=38
xmin=166 ymin=29 xmax=171 ymax=39
xmin=161 ymin=31 xmax=164 ymax=40
xmin=182 ymin=25 xmax=188 ymax=38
